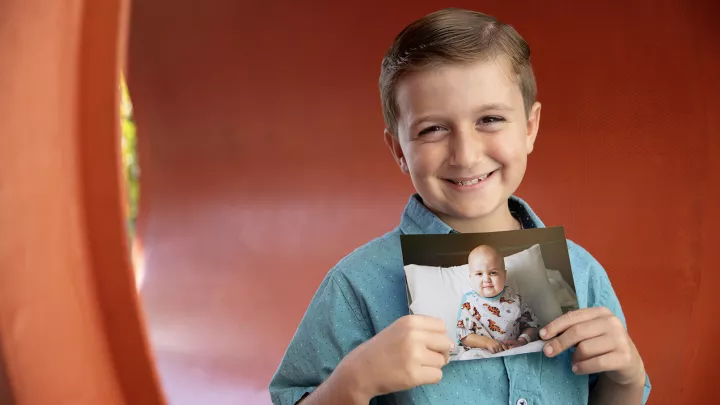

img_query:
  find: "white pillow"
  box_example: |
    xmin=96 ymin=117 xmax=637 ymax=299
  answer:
xmin=404 ymin=244 xmax=565 ymax=344
xmin=504 ymin=244 xmax=563 ymax=326
xmin=404 ymin=263 xmax=472 ymax=344
xmin=545 ymin=268 xmax=579 ymax=310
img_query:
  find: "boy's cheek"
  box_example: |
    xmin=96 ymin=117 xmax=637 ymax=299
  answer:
xmin=486 ymin=137 xmax=529 ymax=158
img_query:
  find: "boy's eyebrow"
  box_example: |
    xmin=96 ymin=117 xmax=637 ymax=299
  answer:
xmin=476 ymin=103 xmax=514 ymax=113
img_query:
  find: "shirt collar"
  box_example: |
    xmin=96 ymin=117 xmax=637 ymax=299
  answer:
xmin=399 ymin=193 xmax=545 ymax=235
xmin=473 ymin=286 xmax=506 ymax=302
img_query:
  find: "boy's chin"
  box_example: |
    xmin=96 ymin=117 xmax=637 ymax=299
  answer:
xmin=448 ymin=192 xmax=506 ymax=212
xmin=430 ymin=197 xmax=504 ymax=220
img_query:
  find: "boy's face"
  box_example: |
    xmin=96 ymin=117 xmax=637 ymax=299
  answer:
xmin=385 ymin=57 xmax=541 ymax=229
xmin=468 ymin=249 xmax=506 ymax=297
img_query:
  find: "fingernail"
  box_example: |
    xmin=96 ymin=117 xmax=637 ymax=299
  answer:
xmin=543 ymin=344 xmax=553 ymax=356
xmin=572 ymin=365 xmax=578 ymax=373
xmin=539 ymin=329 xmax=547 ymax=338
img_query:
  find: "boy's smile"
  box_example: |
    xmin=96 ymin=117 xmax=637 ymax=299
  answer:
xmin=442 ymin=168 xmax=500 ymax=192
xmin=385 ymin=56 xmax=541 ymax=233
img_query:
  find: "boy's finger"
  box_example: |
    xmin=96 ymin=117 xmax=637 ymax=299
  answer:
xmin=543 ymin=318 xmax=606 ymax=358
xmin=421 ymin=349 xmax=448 ymax=369
xmin=438 ymin=344 xmax=451 ymax=365
xmin=418 ymin=366 xmax=444 ymax=385
xmin=540 ymin=307 xmax=613 ymax=340
xmin=407 ymin=314 xmax=448 ymax=332
xmin=571 ymin=352 xmax=626 ymax=375
xmin=571 ymin=335 xmax=615 ymax=364
xmin=423 ymin=332 xmax=455 ymax=355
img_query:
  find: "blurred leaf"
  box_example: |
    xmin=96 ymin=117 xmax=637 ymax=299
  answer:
xmin=120 ymin=75 xmax=139 ymax=236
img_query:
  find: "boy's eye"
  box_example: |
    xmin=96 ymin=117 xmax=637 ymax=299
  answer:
xmin=478 ymin=116 xmax=505 ymax=125
xmin=417 ymin=125 xmax=444 ymax=136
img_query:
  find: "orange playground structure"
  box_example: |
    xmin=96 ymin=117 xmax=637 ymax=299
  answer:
xmin=1 ymin=1 xmax=718 ymax=404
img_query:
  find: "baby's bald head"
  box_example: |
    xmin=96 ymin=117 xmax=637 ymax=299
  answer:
xmin=468 ymin=245 xmax=505 ymax=271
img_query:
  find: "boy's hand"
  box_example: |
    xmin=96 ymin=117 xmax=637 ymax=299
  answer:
xmin=339 ymin=315 xmax=454 ymax=401
xmin=539 ymin=307 xmax=646 ymax=387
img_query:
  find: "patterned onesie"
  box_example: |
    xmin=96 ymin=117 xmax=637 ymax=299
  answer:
xmin=455 ymin=286 xmax=538 ymax=349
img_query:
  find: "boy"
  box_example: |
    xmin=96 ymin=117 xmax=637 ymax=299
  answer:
xmin=269 ymin=7 xmax=650 ymax=405
xmin=456 ymin=245 xmax=539 ymax=354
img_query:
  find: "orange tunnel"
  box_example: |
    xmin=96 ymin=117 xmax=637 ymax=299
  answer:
xmin=1 ymin=0 xmax=719 ymax=404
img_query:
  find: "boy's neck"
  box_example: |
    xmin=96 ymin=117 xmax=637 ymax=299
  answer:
xmin=436 ymin=205 xmax=521 ymax=234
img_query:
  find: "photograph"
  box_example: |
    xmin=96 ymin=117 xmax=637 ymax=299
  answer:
xmin=401 ymin=226 xmax=579 ymax=362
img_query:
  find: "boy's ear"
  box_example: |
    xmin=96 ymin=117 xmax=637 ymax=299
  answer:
xmin=384 ymin=129 xmax=409 ymax=174
xmin=525 ymin=101 xmax=542 ymax=154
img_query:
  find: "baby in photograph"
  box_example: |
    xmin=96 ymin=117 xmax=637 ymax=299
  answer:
xmin=456 ymin=245 xmax=539 ymax=354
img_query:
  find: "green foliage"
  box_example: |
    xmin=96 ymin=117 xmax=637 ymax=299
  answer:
xmin=120 ymin=77 xmax=140 ymax=236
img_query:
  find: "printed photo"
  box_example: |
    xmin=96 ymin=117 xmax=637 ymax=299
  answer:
xmin=401 ymin=226 xmax=579 ymax=361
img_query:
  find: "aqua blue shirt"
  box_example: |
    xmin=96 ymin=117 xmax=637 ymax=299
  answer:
xmin=269 ymin=194 xmax=651 ymax=405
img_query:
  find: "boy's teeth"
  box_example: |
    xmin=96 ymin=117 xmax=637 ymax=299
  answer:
xmin=453 ymin=172 xmax=490 ymax=186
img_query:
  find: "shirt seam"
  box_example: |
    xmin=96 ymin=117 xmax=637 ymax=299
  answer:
xmin=596 ymin=262 xmax=613 ymax=308
xmin=329 ymin=271 xmax=373 ymax=338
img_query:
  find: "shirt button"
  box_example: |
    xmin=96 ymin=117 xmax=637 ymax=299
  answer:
xmin=517 ymin=399 xmax=528 ymax=405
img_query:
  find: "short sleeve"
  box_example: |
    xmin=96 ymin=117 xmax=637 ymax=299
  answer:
xmin=581 ymin=246 xmax=652 ymax=405
xmin=268 ymin=270 xmax=373 ymax=405
xmin=456 ymin=302 xmax=475 ymax=343
xmin=518 ymin=296 xmax=539 ymax=329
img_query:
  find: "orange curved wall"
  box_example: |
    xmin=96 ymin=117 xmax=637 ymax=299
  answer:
xmin=0 ymin=1 xmax=164 ymax=404
xmin=1 ymin=0 xmax=718 ymax=405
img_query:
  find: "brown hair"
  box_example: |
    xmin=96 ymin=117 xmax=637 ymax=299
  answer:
xmin=379 ymin=8 xmax=537 ymax=136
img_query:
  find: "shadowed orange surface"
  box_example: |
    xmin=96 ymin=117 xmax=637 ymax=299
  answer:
xmin=127 ymin=1 xmax=719 ymax=404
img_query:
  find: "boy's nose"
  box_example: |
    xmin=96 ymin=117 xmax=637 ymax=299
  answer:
xmin=448 ymin=128 xmax=483 ymax=168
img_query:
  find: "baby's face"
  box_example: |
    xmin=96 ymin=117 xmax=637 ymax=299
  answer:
xmin=468 ymin=250 xmax=506 ymax=297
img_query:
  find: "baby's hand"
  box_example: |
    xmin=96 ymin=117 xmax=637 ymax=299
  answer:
xmin=485 ymin=339 xmax=507 ymax=354
xmin=503 ymin=338 xmax=527 ymax=349
xmin=503 ymin=338 xmax=528 ymax=349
